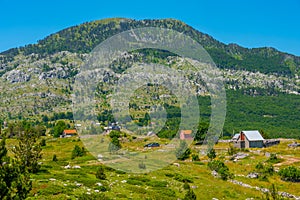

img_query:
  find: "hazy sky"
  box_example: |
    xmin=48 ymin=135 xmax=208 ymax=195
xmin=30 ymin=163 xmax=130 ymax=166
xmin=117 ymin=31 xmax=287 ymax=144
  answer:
xmin=0 ymin=0 xmax=299 ymax=55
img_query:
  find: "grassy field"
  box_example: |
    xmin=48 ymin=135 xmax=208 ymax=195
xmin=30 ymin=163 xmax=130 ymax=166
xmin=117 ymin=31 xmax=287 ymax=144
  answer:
xmin=5 ymin=137 xmax=300 ymax=199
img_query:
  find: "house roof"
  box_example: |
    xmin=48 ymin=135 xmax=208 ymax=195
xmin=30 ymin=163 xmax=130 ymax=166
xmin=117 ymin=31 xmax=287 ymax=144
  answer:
xmin=232 ymin=133 xmax=240 ymax=140
xmin=63 ymin=129 xmax=77 ymax=135
xmin=241 ymin=130 xmax=264 ymax=141
xmin=180 ymin=130 xmax=192 ymax=135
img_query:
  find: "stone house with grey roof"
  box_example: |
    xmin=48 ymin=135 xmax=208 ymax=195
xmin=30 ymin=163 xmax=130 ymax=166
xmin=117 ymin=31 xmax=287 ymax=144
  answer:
xmin=233 ymin=130 xmax=264 ymax=148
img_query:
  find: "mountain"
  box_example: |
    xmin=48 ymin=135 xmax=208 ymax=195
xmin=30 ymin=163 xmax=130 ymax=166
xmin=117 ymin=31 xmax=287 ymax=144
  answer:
xmin=2 ymin=18 xmax=300 ymax=75
xmin=0 ymin=18 xmax=300 ymax=138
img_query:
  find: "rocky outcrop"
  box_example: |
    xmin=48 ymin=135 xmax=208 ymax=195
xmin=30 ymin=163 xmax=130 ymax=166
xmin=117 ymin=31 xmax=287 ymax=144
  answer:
xmin=5 ymin=69 xmax=31 ymax=83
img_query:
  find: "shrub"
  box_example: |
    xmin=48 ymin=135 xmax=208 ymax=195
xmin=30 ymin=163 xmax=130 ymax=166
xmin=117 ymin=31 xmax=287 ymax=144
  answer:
xmin=115 ymin=170 xmax=126 ymax=174
xmin=108 ymin=137 xmax=121 ymax=153
xmin=208 ymin=160 xmax=226 ymax=171
xmin=184 ymin=188 xmax=197 ymax=200
xmin=208 ymin=160 xmax=232 ymax=180
xmin=255 ymin=162 xmax=264 ymax=170
xmin=138 ymin=162 xmax=146 ymax=169
xmin=192 ymin=154 xmax=200 ymax=161
xmin=52 ymin=154 xmax=58 ymax=162
xmin=153 ymin=187 xmax=176 ymax=197
xmin=267 ymin=153 xmax=281 ymax=164
xmin=175 ymin=141 xmax=191 ymax=160
xmin=128 ymin=176 xmax=150 ymax=183
xmin=40 ymin=138 xmax=46 ymax=147
xmin=255 ymin=162 xmax=274 ymax=178
xmin=165 ymin=173 xmax=175 ymax=178
xmin=193 ymin=161 xmax=204 ymax=165
xmin=183 ymin=182 xmax=190 ymax=190
xmin=278 ymin=166 xmax=300 ymax=182
xmin=109 ymin=130 xmax=121 ymax=138
xmin=97 ymin=186 xmax=108 ymax=192
xmin=227 ymin=144 xmax=238 ymax=156
xmin=71 ymin=145 xmax=86 ymax=159
xmin=174 ymin=174 xmax=193 ymax=183
xmin=207 ymin=148 xmax=216 ymax=161
xmin=127 ymin=179 xmax=143 ymax=186
xmin=96 ymin=166 xmax=106 ymax=180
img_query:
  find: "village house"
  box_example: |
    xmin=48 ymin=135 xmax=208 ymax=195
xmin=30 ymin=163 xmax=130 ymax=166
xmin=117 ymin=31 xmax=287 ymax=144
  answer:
xmin=180 ymin=130 xmax=193 ymax=140
xmin=233 ymin=130 xmax=264 ymax=148
xmin=62 ymin=129 xmax=77 ymax=138
xmin=104 ymin=123 xmax=121 ymax=134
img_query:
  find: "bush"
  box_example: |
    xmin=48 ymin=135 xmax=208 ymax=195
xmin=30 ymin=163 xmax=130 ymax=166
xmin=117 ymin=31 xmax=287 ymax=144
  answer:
xmin=96 ymin=166 xmax=106 ymax=180
xmin=207 ymin=148 xmax=216 ymax=160
xmin=183 ymin=182 xmax=190 ymax=190
xmin=174 ymin=174 xmax=193 ymax=183
xmin=192 ymin=154 xmax=200 ymax=161
xmin=208 ymin=160 xmax=232 ymax=180
xmin=127 ymin=179 xmax=144 ymax=186
xmin=183 ymin=189 xmax=197 ymax=200
xmin=71 ymin=145 xmax=86 ymax=159
xmin=40 ymin=138 xmax=46 ymax=147
xmin=52 ymin=154 xmax=58 ymax=162
xmin=108 ymin=136 xmax=121 ymax=153
xmin=267 ymin=153 xmax=281 ymax=164
xmin=255 ymin=162 xmax=274 ymax=178
xmin=138 ymin=162 xmax=146 ymax=169
xmin=175 ymin=141 xmax=191 ymax=160
xmin=165 ymin=173 xmax=175 ymax=178
xmin=109 ymin=130 xmax=121 ymax=138
xmin=227 ymin=144 xmax=238 ymax=156
xmin=278 ymin=166 xmax=300 ymax=182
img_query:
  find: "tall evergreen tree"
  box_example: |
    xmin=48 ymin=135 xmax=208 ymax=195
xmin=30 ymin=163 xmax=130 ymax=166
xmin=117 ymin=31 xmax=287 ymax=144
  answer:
xmin=0 ymin=134 xmax=32 ymax=199
xmin=12 ymin=130 xmax=42 ymax=174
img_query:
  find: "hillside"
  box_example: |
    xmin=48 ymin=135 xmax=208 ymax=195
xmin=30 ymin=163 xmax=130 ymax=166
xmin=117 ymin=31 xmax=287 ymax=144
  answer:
xmin=4 ymin=137 xmax=300 ymax=199
xmin=0 ymin=18 xmax=300 ymax=138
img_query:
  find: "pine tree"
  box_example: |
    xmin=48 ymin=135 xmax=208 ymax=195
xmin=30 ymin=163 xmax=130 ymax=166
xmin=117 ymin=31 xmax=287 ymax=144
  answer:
xmin=0 ymin=134 xmax=32 ymax=199
xmin=12 ymin=130 xmax=42 ymax=173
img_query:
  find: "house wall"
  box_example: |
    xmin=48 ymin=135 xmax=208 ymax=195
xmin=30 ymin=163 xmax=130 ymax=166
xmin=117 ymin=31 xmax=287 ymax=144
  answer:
xmin=233 ymin=141 xmax=240 ymax=148
xmin=249 ymin=141 xmax=263 ymax=148
xmin=234 ymin=141 xmax=245 ymax=148
xmin=245 ymin=138 xmax=250 ymax=148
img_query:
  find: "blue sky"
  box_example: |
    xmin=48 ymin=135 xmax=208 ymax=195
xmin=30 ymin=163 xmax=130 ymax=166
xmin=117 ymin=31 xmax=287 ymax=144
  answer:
xmin=0 ymin=0 xmax=299 ymax=55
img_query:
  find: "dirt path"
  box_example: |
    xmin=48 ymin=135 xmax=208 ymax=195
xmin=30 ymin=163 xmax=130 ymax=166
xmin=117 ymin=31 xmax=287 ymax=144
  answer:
xmin=274 ymin=155 xmax=300 ymax=167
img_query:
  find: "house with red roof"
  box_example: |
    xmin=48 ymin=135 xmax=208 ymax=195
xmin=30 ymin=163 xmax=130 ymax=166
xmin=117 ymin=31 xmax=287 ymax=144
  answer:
xmin=180 ymin=130 xmax=193 ymax=140
xmin=62 ymin=129 xmax=77 ymax=138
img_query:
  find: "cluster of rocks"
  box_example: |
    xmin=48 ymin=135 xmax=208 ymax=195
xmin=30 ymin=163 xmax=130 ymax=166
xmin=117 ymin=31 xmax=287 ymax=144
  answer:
xmin=211 ymin=170 xmax=219 ymax=178
xmin=64 ymin=164 xmax=81 ymax=169
xmin=5 ymin=69 xmax=31 ymax=83
xmin=247 ymin=172 xmax=259 ymax=179
xmin=288 ymin=142 xmax=300 ymax=148
xmin=223 ymin=68 xmax=300 ymax=95
xmin=231 ymin=152 xmax=249 ymax=162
